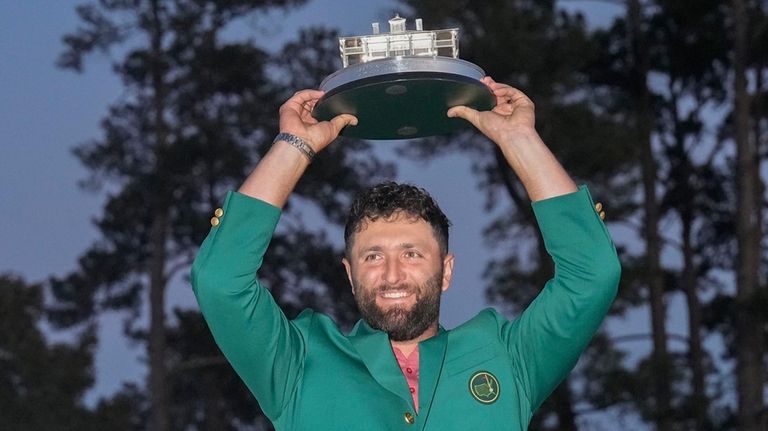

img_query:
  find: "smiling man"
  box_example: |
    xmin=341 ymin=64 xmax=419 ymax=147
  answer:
xmin=192 ymin=77 xmax=621 ymax=430
xmin=342 ymin=182 xmax=452 ymax=353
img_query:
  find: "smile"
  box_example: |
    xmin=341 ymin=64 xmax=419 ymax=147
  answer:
xmin=379 ymin=290 xmax=413 ymax=300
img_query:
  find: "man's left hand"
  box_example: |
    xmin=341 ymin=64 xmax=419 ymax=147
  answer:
xmin=447 ymin=76 xmax=536 ymax=145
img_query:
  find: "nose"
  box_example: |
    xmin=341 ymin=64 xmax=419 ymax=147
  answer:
xmin=383 ymin=258 xmax=405 ymax=285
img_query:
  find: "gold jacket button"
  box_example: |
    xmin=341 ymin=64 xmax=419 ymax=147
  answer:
xmin=404 ymin=412 xmax=415 ymax=424
xmin=214 ymin=208 xmax=224 ymax=218
xmin=595 ymin=202 xmax=606 ymax=220
xmin=210 ymin=216 xmax=220 ymax=227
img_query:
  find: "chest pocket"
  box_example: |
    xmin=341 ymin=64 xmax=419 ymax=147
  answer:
xmin=445 ymin=344 xmax=500 ymax=376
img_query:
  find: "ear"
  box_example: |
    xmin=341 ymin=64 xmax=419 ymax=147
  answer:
xmin=440 ymin=253 xmax=455 ymax=292
xmin=342 ymin=257 xmax=355 ymax=295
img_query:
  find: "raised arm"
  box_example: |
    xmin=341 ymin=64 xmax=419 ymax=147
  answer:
xmin=192 ymin=90 xmax=356 ymax=419
xmin=450 ymin=78 xmax=620 ymax=409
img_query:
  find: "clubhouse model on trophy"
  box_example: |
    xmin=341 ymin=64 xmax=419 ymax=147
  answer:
xmin=312 ymin=15 xmax=495 ymax=140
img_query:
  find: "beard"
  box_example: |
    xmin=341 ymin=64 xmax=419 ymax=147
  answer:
xmin=353 ymin=271 xmax=443 ymax=342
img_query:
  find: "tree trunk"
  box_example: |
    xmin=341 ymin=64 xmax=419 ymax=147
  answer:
xmin=148 ymin=208 xmax=170 ymax=431
xmin=731 ymin=1 xmax=765 ymax=430
xmin=669 ymin=83 xmax=711 ymax=429
xmin=681 ymin=206 xmax=710 ymax=430
xmin=627 ymin=1 xmax=673 ymax=429
xmin=551 ymin=380 xmax=578 ymax=431
xmin=148 ymin=1 xmax=170 ymax=429
xmin=203 ymin=375 xmax=227 ymax=430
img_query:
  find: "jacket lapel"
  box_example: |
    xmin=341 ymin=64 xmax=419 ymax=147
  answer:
xmin=348 ymin=320 xmax=412 ymax=405
xmin=416 ymin=327 xmax=448 ymax=429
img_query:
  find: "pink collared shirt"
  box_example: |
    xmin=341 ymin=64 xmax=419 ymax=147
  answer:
xmin=392 ymin=346 xmax=420 ymax=413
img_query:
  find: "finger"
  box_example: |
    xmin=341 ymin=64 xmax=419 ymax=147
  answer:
xmin=447 ymin=105 xmax=480 ymax=126
xmin=329 ymin=114 xmax=358 ymax=135
xmin=303 ymin=97 xmax=321 ymax=111
xmin=290 ymin=89 xmax=325 ymax=103
xmin=481 ymin=76 xmax=495 ymax=87
xmin=491 ymin=102 xmax=514 ymax=115
xmin=300 ymin=109 xmax=319 ymax=125
xmin=282 ymin=89 xmax=325 ymax=112
xmin=508 ymin=89 xmax=534 ymax=110
xmin=298 ymin=98 xmax=321 ymax=122
xmin=487 ymin=83 xmax=514 ymax=105
xmin=490 ymin=82 xmax=515 ymax=95
xmin=491 ymin=85 xmax=527 ymax=101
xmin=492 ymin=86 xmax=533 ymax=110
xmin=492 ymin=91 xmax=509 ymax=107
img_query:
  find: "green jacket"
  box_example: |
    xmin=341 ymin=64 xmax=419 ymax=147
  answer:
xmin=192 ymin=186 xmax=620 ymax=430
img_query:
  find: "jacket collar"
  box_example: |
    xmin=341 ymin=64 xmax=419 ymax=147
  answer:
xmin=348 ymin=320 xmax=448 ymax=424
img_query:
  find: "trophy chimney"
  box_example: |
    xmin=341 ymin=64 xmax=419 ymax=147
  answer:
xmin=388 ymin=14 xmax=406 ymax=33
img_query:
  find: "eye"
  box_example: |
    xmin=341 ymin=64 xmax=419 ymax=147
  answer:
xmin=363 ymin=253 xmax=382 ymax=262
xmin=404 ymin=250 xmax=423 ymax=259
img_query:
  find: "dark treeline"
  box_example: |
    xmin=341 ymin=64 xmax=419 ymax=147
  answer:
xmin=1 ymin=0 xmax=766 ymax=430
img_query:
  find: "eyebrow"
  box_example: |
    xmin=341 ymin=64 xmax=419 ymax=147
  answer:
xmin=357 ymin=243 xmax=420 ymax=257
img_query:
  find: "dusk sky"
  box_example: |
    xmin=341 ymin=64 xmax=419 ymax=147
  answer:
xmin=1 ymin=1 xmax=656 ymax=426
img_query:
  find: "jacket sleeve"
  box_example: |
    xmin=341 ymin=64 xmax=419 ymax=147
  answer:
xmin=498 ymin=186 xmax=621 ymax=411
xmin=191 ymin=191 xmax=306 ymax=421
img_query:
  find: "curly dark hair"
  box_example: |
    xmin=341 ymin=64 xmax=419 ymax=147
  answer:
xmin=344 ymin=182 xmax=451 ymax=257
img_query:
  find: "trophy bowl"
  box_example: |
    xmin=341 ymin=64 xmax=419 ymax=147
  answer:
xmin=312 ymin=15 xmax=495 ymax=140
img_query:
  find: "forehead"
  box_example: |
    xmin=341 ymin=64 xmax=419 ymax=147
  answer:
xmin=350 ymin=214 xmax=438 ymax=249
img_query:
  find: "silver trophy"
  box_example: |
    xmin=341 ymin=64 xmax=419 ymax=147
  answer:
xmin=312 ymin=15 xmax=495 ymax=140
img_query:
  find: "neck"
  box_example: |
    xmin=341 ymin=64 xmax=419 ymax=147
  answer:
xmin=390 ymin=322 xmax=439 ymax=356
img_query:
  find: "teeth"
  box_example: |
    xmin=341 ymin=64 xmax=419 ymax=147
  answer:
xmin=381 ymin=291 xmax=408 ymax=299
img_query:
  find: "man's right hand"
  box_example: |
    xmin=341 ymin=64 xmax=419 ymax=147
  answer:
xmin=238 ymin=90 xmax=357 ymax=207
xmin=278 ymin=89 xmax=358 ymax=153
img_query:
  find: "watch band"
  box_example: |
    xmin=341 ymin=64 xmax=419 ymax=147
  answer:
xmin=273 ymin=132 xmax=316 ymax=162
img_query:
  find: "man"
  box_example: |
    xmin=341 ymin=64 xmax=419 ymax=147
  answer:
xmin=192 ymin=77 xmax=621 ymax=430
